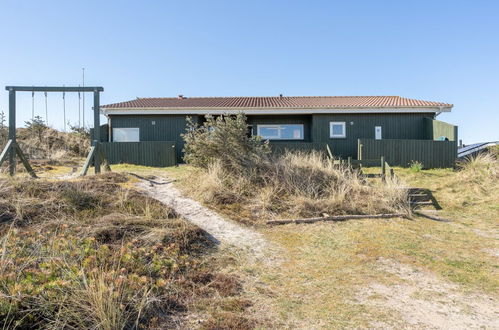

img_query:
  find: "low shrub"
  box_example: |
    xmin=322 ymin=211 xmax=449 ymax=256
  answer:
xmin=185 ymin=151 xmax=409 ymax=222
xmin=0 ymin=174 xmax=255 ymax=328
xmin=409 ymin=160 xmax=424 ymax=172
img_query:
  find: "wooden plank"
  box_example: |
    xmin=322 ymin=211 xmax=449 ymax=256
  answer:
xmin=14 ymin=143 xmax=37 ymax=178
xmin=80 ymin=146 xmax=96 ymax=176
xmin=414 ymin=211 xmax=451 ymax=222
xmin=0 ymin=139 xmax=13 ymax=167
xmin=326 ymin=144 xmax=333 ymax=159
xmin=267 ymin=213 xmax=406 ymax=225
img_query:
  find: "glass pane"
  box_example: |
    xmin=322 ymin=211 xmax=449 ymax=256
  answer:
xmin=259 ymin=127 xmax=280 ymax=139
xmin=113 ymin=128 xmax=140 ymax=142
xmin=332 ymin=124 xmax=344 ymax=136
xmin=280 ymin=125 xmax=303 ymax=139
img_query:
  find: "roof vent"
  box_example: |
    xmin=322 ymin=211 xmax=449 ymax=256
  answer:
xmin=178 ymin=94 xmax=184 ymax=99
xmin=279 ymin=94 xmax=283 ymax=98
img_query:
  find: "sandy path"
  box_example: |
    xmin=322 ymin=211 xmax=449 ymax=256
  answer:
xmin=136 ymin=178 xmax=271 ymax=258
xmin=358 ymin=258 xmax=499 ymax=329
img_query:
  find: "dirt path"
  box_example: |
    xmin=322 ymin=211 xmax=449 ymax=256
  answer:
xmin=358 ymin=258 xmax=499 ymax=329
xmin=136 ymin=178 xmax=272 ymax=258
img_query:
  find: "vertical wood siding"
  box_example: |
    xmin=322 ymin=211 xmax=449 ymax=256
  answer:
xmin=100 ymin=141 xmax=176 ymax=167
xmin=312 ymin=113 xmax=435 ymax=158
xmin=358 ymin=139 xmax=457 ymax=168
xmin=90 ymin=124 xmax=109 ymax=142
xmin=269 ymin=142 xmax=327 ymax=154
xmin=424 ymin=118 xmax=458 ymax=141
xmin=110 ymin=115 xmax=199 ymax=162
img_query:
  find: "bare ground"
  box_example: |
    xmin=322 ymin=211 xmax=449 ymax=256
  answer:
xmin=357 ymin=257 xmax=499 ymax=329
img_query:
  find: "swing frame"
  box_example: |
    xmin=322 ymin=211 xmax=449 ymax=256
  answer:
xmin=1 ymin=86 xmax=105 ymax=177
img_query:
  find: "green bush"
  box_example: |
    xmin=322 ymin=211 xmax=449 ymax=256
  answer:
xmin=409 ymin=160 xmax=424 ymax=172
xmin=182 ymin=113 xmax=271 ymax=173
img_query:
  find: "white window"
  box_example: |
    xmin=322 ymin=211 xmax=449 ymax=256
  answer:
xmin=330 ymin=122 xmax=346 ymax=138
xmin=375 ymin=126 xmax=382 ymax=140
xmin=113 ymin=128 xmax=140 ymax=142
xmin=257 ymin=124 xmax=304 ymax=140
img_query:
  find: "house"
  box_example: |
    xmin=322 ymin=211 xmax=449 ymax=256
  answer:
xmin=100 ymin=95 xmax=457 ymax=168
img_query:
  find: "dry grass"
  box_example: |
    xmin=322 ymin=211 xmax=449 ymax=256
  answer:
xmin=180 ymin=151 xmax=409 ymax=224
xmin=0 ymin=173 xmax=257 ymax=329
xmin=16 ymin=126 xmax=90 ymax=161
xmin=242 ymin=153 xmax=499 ymax=328
xmin=168 ymin=152 xmax=498 ymax=328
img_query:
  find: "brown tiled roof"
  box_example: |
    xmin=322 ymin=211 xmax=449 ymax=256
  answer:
xmin=102 ymin=96 xmax=452 ymax=109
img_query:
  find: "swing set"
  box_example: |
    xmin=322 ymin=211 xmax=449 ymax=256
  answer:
xmin=0 ymin=85 xmax=106 ymax=178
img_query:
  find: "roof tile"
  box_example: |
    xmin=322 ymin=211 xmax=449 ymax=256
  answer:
xmin=102 ymin=96 xmax=452 ymax=109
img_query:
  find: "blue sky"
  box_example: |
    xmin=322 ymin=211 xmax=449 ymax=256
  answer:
xmin=0 ymin=0 xmax=498 ymax=143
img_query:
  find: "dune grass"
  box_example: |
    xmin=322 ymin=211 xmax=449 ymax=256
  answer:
xmin=246 ymin=154 xmax=499 ymax=328
xmin=175 ymin=151 xmax=410 ymax=225
xmin=6 ymin=151 xmax=494 ymax=328
xmin=0 ymin=173 xmax=257 ymax=329
xmin=167 ymin=153 xmax=498 ymax=328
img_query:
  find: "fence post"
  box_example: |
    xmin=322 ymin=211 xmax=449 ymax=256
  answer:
xmin=358 ymin=143 xmax=363 ymax=160
xmin=347 ymin=156 xmax=351 ymax=167
xmin=381 ymin=156 xmax=386 ymax=181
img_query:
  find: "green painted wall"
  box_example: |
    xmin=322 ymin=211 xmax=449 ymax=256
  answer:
xmin=100 ymin=141 xmax=176 ymax=167
xmin=359 ymin=138 xmax=457 ymax=168
xmin=109 ymin=115 xmax=199 ymax=161
xmin=109 ymin=112 xmax=445 ymax=161
xmin=270 ymin=142 xmax=327 ymax=154
xmin=312 ymin=113 xmax=435 ymax=158
xmin=424 ymin=118 xmax=457 ymax=141
xmin=90 ymin=124 xmax=109 ymax=142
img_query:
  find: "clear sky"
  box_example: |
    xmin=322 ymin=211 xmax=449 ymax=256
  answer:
xmin=1 ymin=0 xmax=498 ymax=144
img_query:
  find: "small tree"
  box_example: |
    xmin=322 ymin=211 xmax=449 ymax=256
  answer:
xmin=69 ymin=124 xmax=90 ymax=139
xmin=24 ymin=116 xmax=48 ymax=143
xmin=0 ymin=110 xmax=7 ymax=145
xmin=182 ymin=113 xmax=271 ymax=172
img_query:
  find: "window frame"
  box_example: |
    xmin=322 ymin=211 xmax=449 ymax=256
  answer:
xmin=112 ymin=127 xmax=140 ymax=142
xmin=329 ymin=122 xmax=346 ymax=139
xmin=256 ymin=124 xmax=304 ymax=140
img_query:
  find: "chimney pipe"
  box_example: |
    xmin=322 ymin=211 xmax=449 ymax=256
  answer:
xmin=279 ymin=94 xmax=283 ymax=98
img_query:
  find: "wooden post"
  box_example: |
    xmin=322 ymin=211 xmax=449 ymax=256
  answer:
xmin=93 ymin=91 xmax=101 ymax=174
xmin=15 ymin=143 xmax=37 ymax=178
xmin=326 ymin=144 xmax=333 ymax=159
xmin=0 ymin=140 xmax=13 ymax=167
xmin=8 ymin=89 xmax=16 ymax=175
xmin=358 ymin=143 xmax=363 ymax=160
xmin=381 ymin=156 xmax=386 ymax=181
xmin=80 ymin=146 xmax=96 ymax=176
xmin=347 ymin=156 xmax=352 ymax=166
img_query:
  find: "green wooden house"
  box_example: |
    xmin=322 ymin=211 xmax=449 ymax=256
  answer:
xmin=99 ymin=95 xmax=457 ymax=168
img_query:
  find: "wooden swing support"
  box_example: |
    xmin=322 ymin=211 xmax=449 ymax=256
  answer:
xmin=1 ymin=86 xmax=105 ymax=177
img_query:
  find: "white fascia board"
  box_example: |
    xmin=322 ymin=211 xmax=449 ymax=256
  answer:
xmin=101 ymin=106 xmax=452 ymax=115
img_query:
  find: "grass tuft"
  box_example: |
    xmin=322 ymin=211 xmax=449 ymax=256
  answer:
xmin=182 ymin=151 xmax=409 ymax=223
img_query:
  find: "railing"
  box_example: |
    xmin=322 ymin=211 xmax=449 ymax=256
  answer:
xmin=358 ymin=139 xmax=457 ymax=168
xmin=99 ymin=141 xmax=177 ymax=167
